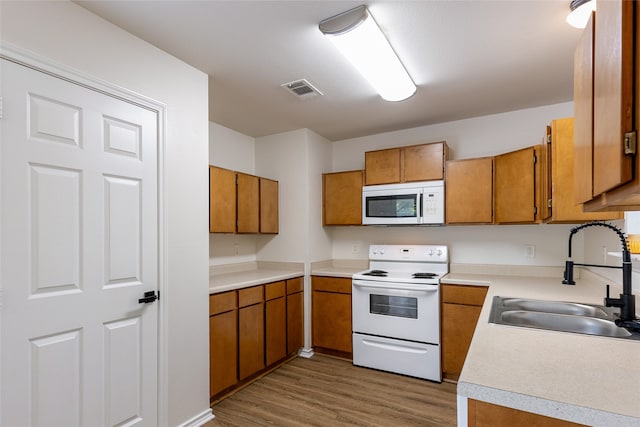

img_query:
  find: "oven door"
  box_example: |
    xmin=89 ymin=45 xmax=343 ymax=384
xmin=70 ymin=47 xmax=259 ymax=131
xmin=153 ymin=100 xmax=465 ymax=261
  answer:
xmin=352 ymin=279 xmax=440 ymax=344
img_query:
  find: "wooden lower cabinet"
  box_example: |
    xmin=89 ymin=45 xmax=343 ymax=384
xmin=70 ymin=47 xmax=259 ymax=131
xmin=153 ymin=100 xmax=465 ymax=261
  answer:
xmin=209 ymin=291 xmax=239 ymax=398
xmin=209 ymin=310 xmax=237 ymax=398
xmin=265 ymin=281 xmax=287 ymax=366
xmin=467 ymin=399 xmax=587 ymax=427
xmin=312 ymin=276 xmax=352 ymax=357
xmin=210 ymin=277 xmax=304 ymax=400
xmin=441 ymin=284 xmax=488 ymax=381
xmin=239 ymin=302 xmax=265 ymax=380
xmin=286 ymin=277 xmax=304 ymax=354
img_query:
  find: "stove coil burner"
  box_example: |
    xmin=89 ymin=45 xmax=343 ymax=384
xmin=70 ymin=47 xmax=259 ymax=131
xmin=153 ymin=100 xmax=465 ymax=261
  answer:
xmin=363 ymin=269 xmax=388 ymax=277
xmin=412 ymin=272 xmax=437 ymax=279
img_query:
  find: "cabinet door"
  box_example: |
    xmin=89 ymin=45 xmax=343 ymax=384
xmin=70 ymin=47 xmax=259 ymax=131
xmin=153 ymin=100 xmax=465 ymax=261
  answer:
xmin=259 ymin=177 xmax=279 ymax=234
xmin=402 ymin=142 xmax=447 ymax=182
xmin=365 ymin=148 xmax=401 ymax=185
xmin=550 ymin=118 xmax=623 ymax=222
xmin=237 ymin=172 xmax=259 ymax=233
xmin=265 ymin=297 xmax=287 ymax=366
xmin=312 ymin=291 xmax=352 ymax=354
xmin=322 ymin=170 xmax=363 ymax=225
xmin=209 ymin=310 xmax=238 ymax=397
xmin=494 ymin=147 xmax=537 ymax=223
xmin=592 ymin=0 xmax=634 ymax=197
xmin=441 ymin=303 xmax=482 ymax=381
xmin=238 ymin=303 xmax=265 ymax=380
xmin=445 ymin=158 xmax=493 ymax=224
xmin=287 ymin=291 xmax=304 ymax=355
xmin=468 ymin=399 xmax=587 ymax=427
xmin=574 ymin=15 xmax=594 ymax=205
xmin=209 ymin=166 xmax=236 ymax=233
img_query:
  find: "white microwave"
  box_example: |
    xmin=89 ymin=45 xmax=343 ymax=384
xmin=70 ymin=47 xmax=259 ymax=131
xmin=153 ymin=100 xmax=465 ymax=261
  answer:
xmin=362 ymin=181 xmax=444 ymax=225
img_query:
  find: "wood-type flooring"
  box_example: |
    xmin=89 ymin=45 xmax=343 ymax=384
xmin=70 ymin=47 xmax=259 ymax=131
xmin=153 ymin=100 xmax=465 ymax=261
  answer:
xmin=206 ymin=354 xmax=457 ymax=427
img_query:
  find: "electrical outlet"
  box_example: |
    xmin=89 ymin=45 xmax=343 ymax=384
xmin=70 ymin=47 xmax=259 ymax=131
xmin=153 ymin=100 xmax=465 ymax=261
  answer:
xmin=234 ymin=243 xmax=240 ymax=255
xmin=352 ymin=244 xmax=360 ymax=254
xmin=525 ymin=244 xmax=535 ymax=258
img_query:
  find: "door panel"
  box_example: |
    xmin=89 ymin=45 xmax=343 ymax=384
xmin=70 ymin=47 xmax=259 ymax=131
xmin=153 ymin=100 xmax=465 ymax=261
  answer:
xmin=593 ymin=0 xmax=634 ymax=195
xmin=1 ymin=58 xmax=159 ymax=426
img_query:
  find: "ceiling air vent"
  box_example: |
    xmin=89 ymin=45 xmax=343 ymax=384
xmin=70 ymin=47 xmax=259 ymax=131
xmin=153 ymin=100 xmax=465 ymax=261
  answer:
xmin=281 ymin=79 xmax=323 ymax=99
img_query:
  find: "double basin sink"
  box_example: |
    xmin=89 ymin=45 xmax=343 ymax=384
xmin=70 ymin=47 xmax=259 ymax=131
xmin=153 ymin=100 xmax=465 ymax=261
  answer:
xmin=489 ymin=296 xmax=640 ymax=340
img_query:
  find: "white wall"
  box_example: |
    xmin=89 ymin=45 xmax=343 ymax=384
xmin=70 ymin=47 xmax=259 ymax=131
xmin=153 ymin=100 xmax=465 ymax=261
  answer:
xmin=1 ymin=2 xmax=210 ymax=425
xmin=209 ymin=121 xmax=255 ymax=173
xmin=332 ymin=102 xmax=574 ymax=170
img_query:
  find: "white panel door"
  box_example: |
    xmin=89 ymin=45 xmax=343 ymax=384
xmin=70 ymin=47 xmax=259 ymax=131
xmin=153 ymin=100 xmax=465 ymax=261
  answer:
xmin=1 ymin=58 xmax=159 ymax=426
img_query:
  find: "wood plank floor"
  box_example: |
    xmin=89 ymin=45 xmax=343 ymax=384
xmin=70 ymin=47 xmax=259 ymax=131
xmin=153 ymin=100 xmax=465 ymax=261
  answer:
xmin=205 ymin=354 xmax=458 ymax=427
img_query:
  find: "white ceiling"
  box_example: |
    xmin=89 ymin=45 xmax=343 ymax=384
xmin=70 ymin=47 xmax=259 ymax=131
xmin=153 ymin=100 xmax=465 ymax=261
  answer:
xmin=76 ymin=0 xmax=582 ymax=141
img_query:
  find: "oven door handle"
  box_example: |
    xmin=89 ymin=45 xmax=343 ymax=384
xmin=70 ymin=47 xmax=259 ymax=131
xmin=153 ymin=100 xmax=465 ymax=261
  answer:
xmin=352 ymin=280 xmax=438 ymax=292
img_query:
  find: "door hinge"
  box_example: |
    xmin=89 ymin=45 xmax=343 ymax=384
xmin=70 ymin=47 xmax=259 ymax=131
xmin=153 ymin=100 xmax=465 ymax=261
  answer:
xmin=546 ymin=134 xmax=552 ymax=144
xmin=547 ymin=199 xmax=552 ymax=208
xmin=534 ymin=206 xmax=538 ymax=215
xmin=624 ymin=131 xmax=637 ymax=155
xmin=533 ymin=153 xmax=537 ymax=164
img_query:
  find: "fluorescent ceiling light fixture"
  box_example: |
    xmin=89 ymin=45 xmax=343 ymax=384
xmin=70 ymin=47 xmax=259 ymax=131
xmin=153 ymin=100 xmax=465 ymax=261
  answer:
xmin=319 ymin=5 xmax=416 ymax=102
xmin=566 ymin=0 xmax=596 ymax=28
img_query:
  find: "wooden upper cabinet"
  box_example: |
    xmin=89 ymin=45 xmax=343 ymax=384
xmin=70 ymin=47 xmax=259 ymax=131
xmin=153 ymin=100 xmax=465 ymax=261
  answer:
xmin=575 ymin=2 xmax=640 ymax=211
xmin=402 ymin=142 xmax=448 ymax=182
xmin=210 ymin=165 xmax=279 ymax=234
xmin=237 ymin=172 xmax=259 ymax=233
xmin=592 ymin=0 xmax=634 ymax=197
xmin=260 ymin=177 xmax=279 ymax=234
xmin=365 ymin=142 xmax=448 ymax=186
xmin=574 ymin=13 xmax=595 ymax=205
xmin=494 ymin=146 xmax=539 ymax=224
xmin=445 ymin=157 xmax=493 ymax=224
xmin=549 ymin=118 xmax=623 ymax=222
xmin=323 ymin=170 xmax=363 ymax=226
xmin=365 ymin=148 xmax=401 ymax=185
xmin=209 ymin=166 xmax=236 ymax=233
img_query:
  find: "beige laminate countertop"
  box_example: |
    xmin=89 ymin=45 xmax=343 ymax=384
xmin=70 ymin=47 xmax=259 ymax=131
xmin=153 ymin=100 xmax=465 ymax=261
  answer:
xmin=209 ymin=262 xmax=303 ymax=294
xmin=443 ymin=271 xmax=640 ymax=426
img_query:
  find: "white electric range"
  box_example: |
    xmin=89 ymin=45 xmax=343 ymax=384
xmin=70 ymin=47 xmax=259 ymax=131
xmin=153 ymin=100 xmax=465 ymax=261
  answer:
xmin=351 ymin=244 xmax=448 ymax=382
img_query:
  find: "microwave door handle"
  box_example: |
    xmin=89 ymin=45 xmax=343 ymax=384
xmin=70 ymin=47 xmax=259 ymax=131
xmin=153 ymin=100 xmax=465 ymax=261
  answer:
xmin=419 ymin=192 xmax=424 ymax=223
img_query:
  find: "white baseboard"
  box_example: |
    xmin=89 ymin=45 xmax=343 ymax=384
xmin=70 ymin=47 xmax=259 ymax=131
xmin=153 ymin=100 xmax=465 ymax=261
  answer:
xmin=177 ymin=408 xmax=214 ymax=427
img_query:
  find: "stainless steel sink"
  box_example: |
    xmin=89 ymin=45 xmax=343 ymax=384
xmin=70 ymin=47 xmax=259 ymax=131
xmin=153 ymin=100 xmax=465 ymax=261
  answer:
xmin=499 ymin=310 xmax=633 ymax=338
xmin=489 ymin=296 xmax=640 ymax=340
xmin=500 ymin=297 xmax=610 ymax=319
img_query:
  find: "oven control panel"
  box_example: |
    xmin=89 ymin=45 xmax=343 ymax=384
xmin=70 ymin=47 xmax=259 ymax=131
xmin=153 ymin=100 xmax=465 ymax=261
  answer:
xmin=369 ymin=244 xmax=448 ymax=263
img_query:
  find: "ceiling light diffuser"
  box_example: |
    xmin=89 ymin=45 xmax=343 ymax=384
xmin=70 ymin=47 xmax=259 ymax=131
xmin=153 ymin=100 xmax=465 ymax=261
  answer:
xmin=319 ymin=5 xmax=416 ymax=102
xmin=566 ymin=0 xmax=596 ymax=28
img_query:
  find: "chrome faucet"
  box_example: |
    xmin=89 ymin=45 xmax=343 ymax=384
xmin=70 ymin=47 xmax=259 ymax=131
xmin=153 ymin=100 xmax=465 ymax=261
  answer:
xmin=562 ymin=222 xmax=639 ymax=330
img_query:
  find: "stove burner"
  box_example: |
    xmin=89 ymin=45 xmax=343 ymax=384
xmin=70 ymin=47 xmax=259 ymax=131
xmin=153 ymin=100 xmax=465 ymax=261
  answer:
xmin=412 ymin=272 xmax=438 ymax=278
xmin=363 ymin=269 xmax=388 ymax=277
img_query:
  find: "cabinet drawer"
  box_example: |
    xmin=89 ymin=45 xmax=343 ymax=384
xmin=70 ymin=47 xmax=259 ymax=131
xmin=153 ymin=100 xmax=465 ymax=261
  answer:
xmin=312 ymin=276 xmax=351 ymax=294
xmin=209 ymin=291 xmax=237 ymax=315
xmin=286 ymin=277 xmax=303 ymax=294
xmin=442 ymin=284 xmax=488 ymax=306
xmin=238 ymin=285 xmax=264 ymax=307
xmin=265 ymin=281 xmax=286 ymax=300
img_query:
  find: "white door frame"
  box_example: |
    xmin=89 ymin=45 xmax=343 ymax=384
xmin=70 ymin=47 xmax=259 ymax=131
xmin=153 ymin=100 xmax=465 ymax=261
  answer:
xmin=0 ymin=41 xmax=170 ymax=427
